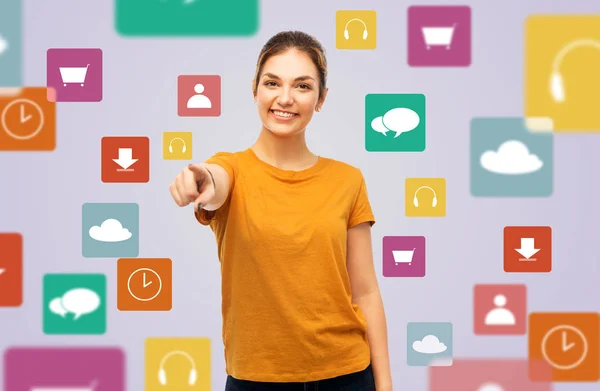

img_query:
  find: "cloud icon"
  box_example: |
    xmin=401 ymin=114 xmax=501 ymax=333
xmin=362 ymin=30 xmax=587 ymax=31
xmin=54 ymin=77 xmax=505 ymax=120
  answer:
xmin=0 ymin=35 xmax=8 ymax=56
xmin=480 ymin=140 xmax=543 ymax=175
xmin=89 ymin=218 xmax=132 ymax=242
xmin=412 ymin=335 xmax=447 ymax=354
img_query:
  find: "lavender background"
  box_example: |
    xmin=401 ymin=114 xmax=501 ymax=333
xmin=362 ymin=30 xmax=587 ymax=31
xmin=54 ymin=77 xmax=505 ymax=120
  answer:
xmin=1 ymin=0 xmax=599 ymax=390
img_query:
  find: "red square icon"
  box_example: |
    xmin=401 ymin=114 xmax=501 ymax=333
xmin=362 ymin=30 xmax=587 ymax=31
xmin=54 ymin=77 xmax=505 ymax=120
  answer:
xmin=504 ymin=226 xmax=551 ymax=273
xmin=0 ymin=233 xmax=23 ymax=307
xmin=474 ymin=284 xmax=527 ymax=335
xmin=177 ymin=75 xmax=221 ymax=117
xmin=101 ymin=136 xmax=149 ymax=183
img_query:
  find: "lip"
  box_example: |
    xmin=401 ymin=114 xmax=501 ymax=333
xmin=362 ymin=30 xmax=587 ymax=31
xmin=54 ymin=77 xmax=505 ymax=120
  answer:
xmin=270 ymin=109 xmax=299 ymax=121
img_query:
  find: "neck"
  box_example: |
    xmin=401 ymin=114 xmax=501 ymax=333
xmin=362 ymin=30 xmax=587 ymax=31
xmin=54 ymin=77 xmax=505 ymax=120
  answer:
xmin=251 ymin=126 xmax=318 ymax=170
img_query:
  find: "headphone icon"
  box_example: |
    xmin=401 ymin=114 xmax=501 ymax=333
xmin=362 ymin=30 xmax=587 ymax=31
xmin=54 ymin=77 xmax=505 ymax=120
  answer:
xmin=168 ymin=137 xmax=187 ymax=154
xmin=344 ymin=18 xmax=368 ymax=40
xmin=158 ymin=350 xmax=197 ymax=386
xmin=550 ymin=39 xmax=600 ymax=103
xmin=413 ymin=186 xmax=437 ymax=208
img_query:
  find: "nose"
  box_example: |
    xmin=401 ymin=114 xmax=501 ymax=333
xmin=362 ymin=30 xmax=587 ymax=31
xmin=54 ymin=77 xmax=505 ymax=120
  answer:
xmin=277 ymin=86 xmax=294 ymax=106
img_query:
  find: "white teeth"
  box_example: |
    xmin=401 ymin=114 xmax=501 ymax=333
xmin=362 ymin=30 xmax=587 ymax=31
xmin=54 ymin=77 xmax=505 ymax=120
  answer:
xmin=272 ymin=110 xmax=297 ymax=118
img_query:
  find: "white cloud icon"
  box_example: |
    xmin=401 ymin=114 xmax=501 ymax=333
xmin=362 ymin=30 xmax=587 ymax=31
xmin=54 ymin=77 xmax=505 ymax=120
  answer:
xmin=0 ymin=35 xmax=8 ymax=56
xmin=89 ymin=218 xmax=132 ymax=242
xmin=412 ymin=335 xmax=447 ymax=354
xmin=480 ymin=140 xmax=543 ymax=175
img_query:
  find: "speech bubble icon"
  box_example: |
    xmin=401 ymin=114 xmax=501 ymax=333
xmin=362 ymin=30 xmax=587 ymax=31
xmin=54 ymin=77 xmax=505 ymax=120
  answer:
xmin=382 ymin=107 xmax=420 ymax=138
xmin=49 ymin=297 xmax=68 ymax=317
xmin=371 ymin=116 xmax=389 ymax=135
xmin=61 ymin=288 xmax=100 ymax=320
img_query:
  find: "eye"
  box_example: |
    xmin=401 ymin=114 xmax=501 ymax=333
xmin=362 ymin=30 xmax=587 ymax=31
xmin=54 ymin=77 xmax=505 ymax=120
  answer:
xmin=264 ymin=80 xmax=278 ymax=87
xmin=298 ymin=84 xmax=311 ymax=89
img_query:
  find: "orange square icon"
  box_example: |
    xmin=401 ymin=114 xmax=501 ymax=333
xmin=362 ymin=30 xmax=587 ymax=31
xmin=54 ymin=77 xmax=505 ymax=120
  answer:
xmin=0 ymin=87 xmax=56 ymax=151
xmin=504 ymin=226 xmax=551 ymax=273
xmin=117 ymin=258 xmax=172 ymax=311
xmin=101 ymin=136 xmax=150 ymax=183
xmin=529 ymin=312 xmax=599 ymax=382
xmin=0 ymin=233 xmax=23 ymax=307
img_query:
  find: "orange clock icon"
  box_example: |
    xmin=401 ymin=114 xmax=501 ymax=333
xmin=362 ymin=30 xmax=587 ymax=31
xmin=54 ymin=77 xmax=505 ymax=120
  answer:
xmin=117 ymin=258 xmax=172 ymax=311
xmin=127 ymin=268 xmax=162 ymax=302
xmin=1 ymin=98 xmax=45 ymax=140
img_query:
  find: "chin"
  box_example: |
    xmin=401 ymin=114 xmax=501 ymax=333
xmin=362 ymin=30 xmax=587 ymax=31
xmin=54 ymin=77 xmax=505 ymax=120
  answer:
xmin=265 ymin=124 xmax=306 ymax=138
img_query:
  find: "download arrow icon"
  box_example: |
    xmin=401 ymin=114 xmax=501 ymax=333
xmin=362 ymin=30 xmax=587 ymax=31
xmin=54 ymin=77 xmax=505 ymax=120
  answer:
xmin=113 ymin=148 xmax=138 ymax=170
xmin=515 ymin=238 xmax=540 ymax=260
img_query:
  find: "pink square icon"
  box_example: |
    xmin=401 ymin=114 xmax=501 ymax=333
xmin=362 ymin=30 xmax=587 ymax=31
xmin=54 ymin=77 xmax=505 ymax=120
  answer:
xmin=474 ymin=284 xmax=527 ymax=335
xmin=46 ymin=48 xmax=103 ymax=102
xmin=177 ymin=75 xmax=221 ymax=117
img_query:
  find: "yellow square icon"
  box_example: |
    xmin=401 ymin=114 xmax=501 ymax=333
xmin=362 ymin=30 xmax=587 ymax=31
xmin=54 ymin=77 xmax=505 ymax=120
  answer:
xmin=145 ymin=337 xmax=211 ymax=391
xmin=336 ymin=10 xmax=376 ymax=50
xmin=525 ymin=15 xmax=600 ymax=132
xmin=405 ymin=178 xmax=446 ymax=217
xmin=163 ymin=132 xmax=192 ymax=160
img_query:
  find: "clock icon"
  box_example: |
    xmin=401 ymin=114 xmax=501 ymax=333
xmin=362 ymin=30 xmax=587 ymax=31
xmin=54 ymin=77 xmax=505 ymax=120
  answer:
xmin=1 ymin=98 xmax=45 ymax=140
xmin=127 ymin=267 xmax=162 ymax=302
xmin=541 ymin=324 xmax=588 ymax=370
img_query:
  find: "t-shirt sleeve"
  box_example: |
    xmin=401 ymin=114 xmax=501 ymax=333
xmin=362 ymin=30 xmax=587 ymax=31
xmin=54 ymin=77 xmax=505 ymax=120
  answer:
xmin=194 ymin=152 xmax=237 ymax=226
xmin=348 ymin=171 xmax=376 ymax=229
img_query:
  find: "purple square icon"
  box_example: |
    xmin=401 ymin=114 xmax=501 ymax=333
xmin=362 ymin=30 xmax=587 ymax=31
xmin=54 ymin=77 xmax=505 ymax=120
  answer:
xmin=46 ymin=48 xmax=103 ymax=102
xmin=4 ymin=347 xmax=125 ymax=390
xmin=383 ymin=236 xmax=425 ymax=277
xmin=407 ymin=6 xmax=471 ymax=67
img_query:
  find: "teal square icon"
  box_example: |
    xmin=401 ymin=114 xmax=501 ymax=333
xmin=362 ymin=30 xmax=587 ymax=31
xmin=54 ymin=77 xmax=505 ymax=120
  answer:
xmin=470 ymin=117 xmax=553 ymax=197
xmin=407 ymin=322 xmax=453 ymax=366
xmin=0 ymin=0 xmax=22 ymax=86
xmin=82 ymin=203 xmax=139 ymax=258
xmin=115 ymin=0 xmax=259 ymax=37
xmin=365 ymin=94 xmax=426 ymax=152
xmin=43 ymin=274 xmax=106 ymax=335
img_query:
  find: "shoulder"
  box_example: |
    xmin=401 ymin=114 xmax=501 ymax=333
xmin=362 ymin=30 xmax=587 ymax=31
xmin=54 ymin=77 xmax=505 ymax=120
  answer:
xmin=320 ymin=157 xmax=367 ymax=188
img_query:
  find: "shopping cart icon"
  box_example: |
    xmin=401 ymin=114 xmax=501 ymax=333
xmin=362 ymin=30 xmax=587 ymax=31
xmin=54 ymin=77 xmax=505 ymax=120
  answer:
xmin=422 ymin=24 xmax=457 ymax=50
xmin=59 ymin=64 xmax=90 ymax=87
xmin=392 ymin=248 xmax=416 ymax=265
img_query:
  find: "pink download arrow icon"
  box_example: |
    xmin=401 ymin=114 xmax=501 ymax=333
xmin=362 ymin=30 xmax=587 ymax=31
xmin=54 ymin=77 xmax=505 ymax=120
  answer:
xmin=515 ymin=238 xmax=540 ymax=261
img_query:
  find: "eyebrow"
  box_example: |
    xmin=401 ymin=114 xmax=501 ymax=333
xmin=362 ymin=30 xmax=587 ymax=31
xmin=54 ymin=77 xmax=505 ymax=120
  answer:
xmin=262 ymin=72 xmax=315 ymax=82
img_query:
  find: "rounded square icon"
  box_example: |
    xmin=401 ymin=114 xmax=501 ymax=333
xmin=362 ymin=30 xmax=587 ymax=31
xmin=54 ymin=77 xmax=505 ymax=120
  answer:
xmin=46 ymin=48 xmax=102 ymax=102
xmin=145 ymin=337 xmax=211 ymax=391
xmin=0 ymin=232 xmax=23 ymax=307
xmin=82 ymin=203 xmax=139 ymax=258
xmin=365 ymin=94 xmax=425 ymax=152
xmin=405 ymin=178 xmax=446 ymax=217
xmin=407 ymin=5 xmax=471 ymax=67
xmin=117 ymin=258 xmax=172 ymax=311
xmin=335 ymin=10 xmax=377 ymax=50
xmin=178 ymin=75 xmax=221 ymax=117
xmin=4 ymin=347 xmax=125 ymax=391
xmin=470 ymin=117 xmax=553 ymax=197
xmin=407 ymin=322 xmax=453 ymax=366
xmin=382 ymin=236 xmax=425 ymax=277
xmin=528 ymin=312 xmax=600 ymax=382
xmin=43 ymin=273 xmax=107 ymax=335
xmin=474 ymin=284 xmax=527 ymax=335
xmin=504 ymin=226 xmax=551 ymax=273
xmin=101 ymin=136 xmax=150 ymax=183
xmin=163 ymin=132 xmax=192 ymax=160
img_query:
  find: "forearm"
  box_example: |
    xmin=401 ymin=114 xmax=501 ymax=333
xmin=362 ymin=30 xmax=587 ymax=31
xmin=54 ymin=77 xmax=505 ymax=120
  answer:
xmin=355 ymin=290 xmax=393 ymax=390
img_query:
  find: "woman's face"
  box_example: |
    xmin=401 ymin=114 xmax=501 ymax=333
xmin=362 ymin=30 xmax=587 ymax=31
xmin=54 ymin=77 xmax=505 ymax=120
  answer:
xmin=254 ymin=49 xmax=327 ymax=138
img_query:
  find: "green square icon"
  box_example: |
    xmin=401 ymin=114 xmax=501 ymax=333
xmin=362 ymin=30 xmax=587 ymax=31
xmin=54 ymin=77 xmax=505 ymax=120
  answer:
xmin=365 ymin=94 xmax=426 ymax=152
xmin=115 ymin=0 xmax=260 ymax=37
xmin=43 ymin=274 xmax=106 ymax=335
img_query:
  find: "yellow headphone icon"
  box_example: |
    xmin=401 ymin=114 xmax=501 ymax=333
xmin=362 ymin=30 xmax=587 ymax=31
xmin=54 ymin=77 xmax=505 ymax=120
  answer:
xmin=550 ymin=39 xmax=600 ymax=103
xmin=158 ymin=350 xmax=197 ymax=386
xmin=344 ymin=18 xmax=368 ymax=40
xmin=413 ymin=186 xmax=437 ymax=208
xmin=168 ymin=137 xmax=186 ymax=154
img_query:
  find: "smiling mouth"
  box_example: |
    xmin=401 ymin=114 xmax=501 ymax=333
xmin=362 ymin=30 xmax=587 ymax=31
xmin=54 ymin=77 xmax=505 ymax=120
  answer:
xmin=270 ymin=109 xmax=299 ymax=118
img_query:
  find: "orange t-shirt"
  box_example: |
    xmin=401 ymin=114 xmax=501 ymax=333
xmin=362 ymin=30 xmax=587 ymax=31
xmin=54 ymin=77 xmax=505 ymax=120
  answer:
xmin=195 ymin=148 xmax=376 ymax=382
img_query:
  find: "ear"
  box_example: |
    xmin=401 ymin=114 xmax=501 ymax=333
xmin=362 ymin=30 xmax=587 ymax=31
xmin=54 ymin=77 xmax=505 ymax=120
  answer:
xmin=251 ymin=79 xmax=257 ymax=102
xmin=316 ymin=87 xmax=329 ymax=112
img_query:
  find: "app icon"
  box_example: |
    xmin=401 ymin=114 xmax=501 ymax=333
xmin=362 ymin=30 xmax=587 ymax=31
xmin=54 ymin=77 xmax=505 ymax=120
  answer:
xmin=474 ymin=284 xmax=527 ymax=335
xmin=335 ymin=10 xmax=377 ymax=50
xmin=470 ymin=117 xmax=553 ymax=197
xmin=504 ymin=226 xmax=551 ymax=273
xmin=405 ymin=178 xmax=446 ymax=217
xmin=0 ymin=0 xmax=22 ymax=86
xmin=4 ymin=346 xmax=125 ymax=391
xmin=407 ymin=322 xmax=453 ymax=366
xmin=407 ymin=5 xmax=471 ymax=67
xmin=429 ymin=358 xmax=553 ymax=390
xmin=46 ymin=48 xmax=103 ymax=102
xmin=382 ymin=236 xmax=425 ymax=277
xmin=525 ymin=16 xmax=600 ymax=132
xmin=0 ymin=232 xmax=23 ymax=307
xmin=82 ymin=203 xmax=139 ymax=258
xmin=529 ymin=312 xmax=600 ymax=381
xmin=0 ymin=87 xmax=56 ymax=151
xmin=365 ymin=94 xmax=425 ymax=152
xmin=115 ymin=0 xmax=259 ymax=37
xmin=43 ymin=273 xmax=107 ymax=335
xmin=145 ymin=337 xmax=211 ymax=391
xmin=163 ymin=131 xmax=192 ymax=160
xmin=177 ymin=75 xmax=221 ymax=117
xmin=101 ymin=136 xmax=150 ymax=183
xmin=117 ymin=258 xmax=172 ymax=311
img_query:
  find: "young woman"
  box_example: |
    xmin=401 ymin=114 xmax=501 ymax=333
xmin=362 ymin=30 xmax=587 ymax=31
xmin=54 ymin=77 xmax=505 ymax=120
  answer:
xmin=170 ymin=31 xmax=393 ymax=391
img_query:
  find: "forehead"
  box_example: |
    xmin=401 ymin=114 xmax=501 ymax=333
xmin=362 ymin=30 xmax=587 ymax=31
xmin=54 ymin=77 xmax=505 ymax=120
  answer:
xmin=262 ymin=49 xmax=318 ymax=78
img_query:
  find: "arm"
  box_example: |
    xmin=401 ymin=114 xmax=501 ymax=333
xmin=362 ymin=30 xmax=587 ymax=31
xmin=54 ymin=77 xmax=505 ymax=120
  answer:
xmin=347 ymin=222 xmax=393 ymax=391
xmin=197 ymin=163 xmax=231 ymax=211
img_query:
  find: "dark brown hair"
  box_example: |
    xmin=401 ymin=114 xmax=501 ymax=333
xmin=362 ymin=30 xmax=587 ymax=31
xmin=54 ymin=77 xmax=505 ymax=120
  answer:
xmin=253 ymin=31 xmax=328 ymax=101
